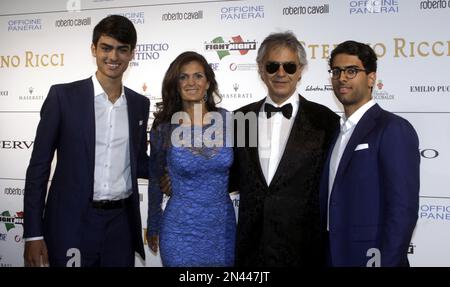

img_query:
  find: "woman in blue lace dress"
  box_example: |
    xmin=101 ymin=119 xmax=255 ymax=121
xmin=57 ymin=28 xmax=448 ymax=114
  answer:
xmin=147 ymin=51 xmax=236 ymax=266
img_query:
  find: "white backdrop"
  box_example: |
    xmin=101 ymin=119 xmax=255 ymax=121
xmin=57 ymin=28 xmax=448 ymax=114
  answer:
xmin=1 ymin=0 xmax=449 ymax=267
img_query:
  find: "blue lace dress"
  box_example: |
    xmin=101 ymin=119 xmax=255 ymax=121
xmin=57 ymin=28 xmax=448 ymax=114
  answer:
xmin=147 ymin=109 xmax=236 ymax=266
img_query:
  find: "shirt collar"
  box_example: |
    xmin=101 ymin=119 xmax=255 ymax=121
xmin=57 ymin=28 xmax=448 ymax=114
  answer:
xmin=340 ymin=99 xmax=376 ymax=133
xmin=92 ymin=74 xmax=126 ymax=104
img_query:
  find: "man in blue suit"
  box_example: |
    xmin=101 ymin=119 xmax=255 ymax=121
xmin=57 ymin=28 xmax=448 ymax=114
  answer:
xmin=320 ymin=40 xmax=420 ymax=267
xmin=23 ymin=15 xmax=149 ymax=267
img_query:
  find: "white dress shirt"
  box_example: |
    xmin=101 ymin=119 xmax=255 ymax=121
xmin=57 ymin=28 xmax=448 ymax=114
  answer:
xmin=327 ymin=99 xmax=376 ymax=230
xmin=258 ymin=93 xmax=299 ymax=186
xmin=92 ymin=75 xmax=132 ymax=201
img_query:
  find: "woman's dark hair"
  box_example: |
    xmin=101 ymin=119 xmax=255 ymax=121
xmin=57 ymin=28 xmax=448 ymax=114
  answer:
xmin=153 ymin=51 xmax=220 ymax=129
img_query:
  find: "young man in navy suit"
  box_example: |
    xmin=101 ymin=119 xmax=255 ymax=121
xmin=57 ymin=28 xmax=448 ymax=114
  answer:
xmin=23 ymin=15 xmax=149 ymax=267
xmin=320 ymin=40 xmax=420 ymax=266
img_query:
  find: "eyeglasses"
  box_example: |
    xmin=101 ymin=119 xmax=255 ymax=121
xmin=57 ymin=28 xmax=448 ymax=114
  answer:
xmin=265 ymin=62 xmax=298 ymax=75
xmin=328 ymin=66 xmax=367 ymax=80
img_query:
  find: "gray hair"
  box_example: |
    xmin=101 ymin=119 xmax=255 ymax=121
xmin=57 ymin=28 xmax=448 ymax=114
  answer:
xmin=256 ymin=31 xmax=307 ymax=73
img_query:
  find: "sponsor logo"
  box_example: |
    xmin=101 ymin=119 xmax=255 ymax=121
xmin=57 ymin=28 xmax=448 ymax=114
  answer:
xmin=0 ymin=233 xmax=6 ymax=241
xmin=4 ymin=187 xmax=25 ymax=196
xmin=21 ymin=86 xmax=43 ymax=100
xmin=55 ymin=16 xmax=91 ymax=28
xmin=141 ymin=82 xmax=161 ymax=104
xmin=392 ymin=38 xmax=450 ymax=58
xmin=219 ymin=83 xmax=253 ymax=99
xmin=229 ymin=62 xmax=257 ymax=71
xmin=0 ymin=140 xmax=34 ymax=149
xmin=209 ymin=62 xmax=220 ymax=71
xmin=4 ymin=187 xmax=24 ymax=196
xmin=130 ymin=43 xmax=170 ymax=66
xmin=141 ymin=82 xmax=151 ymax=104
xmin=18 ymin=86 xmax=44 ymax=101
xmin=141 ymin=82 xmax=160 ymax=128
xmin=300 ymin=39 xmax=450 ymax=60
xmin=410 ymin=85 xmax=450 ymax=94
xmin=0 ymin=51 xmax=64 ymax=68
xmin=420 ymin=0 xmax=450 ymax=10
xmin=283 ymin=3 xmax=330 ymax=15
xmin=66 ymin=0 xmax=81 ymax=12
xmin=205 ymin=35 xmax=257 ymax=60
xmin=420 ymin=149 xmax=439 ymax=159
xmin=220 ymin=5 xmax=264 ymax=20
xmin=419 ymin=204 xmax=450 ymax=221
xmin=373 ymin=80 xmax=395 ymax=100
xmin=419 ymin=204 xmax=450 ymax=220
xmin=109 ymin=12 xmax=145 ymax=24
xmin=142 ymin=83 xmax=148 ymax=93
xmin=7 ymin=18 xmax=42 ymax=32
xmin=349 ymin=0 xmax=399 ymax=15
xmin=305 ymin=84 xmax=333 ymax=92
xmin=0 ymin=211 xmax=24 ymax=232
xmin=0 ymin=255 xmax=12 ymax=267
xmin=0 ymin=90 xmax=8 ymax=97
xmin=162 ymin=10 xmax=203 ymax=21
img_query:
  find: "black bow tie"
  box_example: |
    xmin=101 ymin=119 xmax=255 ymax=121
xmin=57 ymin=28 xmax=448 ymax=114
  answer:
xmin=264 ymin=103 xmax=293 ymax=119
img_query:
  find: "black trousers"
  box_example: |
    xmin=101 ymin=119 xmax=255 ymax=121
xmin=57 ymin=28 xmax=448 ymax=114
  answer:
xmin=49 ymin=203 xmax=134 ymax=267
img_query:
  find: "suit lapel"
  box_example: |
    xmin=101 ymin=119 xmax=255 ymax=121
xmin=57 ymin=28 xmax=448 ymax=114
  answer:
xmin=321 ymin=130 xmax=339 ymax=191
xmin=269 ymin=95 xmax=304 ymax=188
xmin=81 ymin=78 xmax=96 ymax=187
xmin=319 ymin=129 xmax=339 ymax=226
xmin=125 ymin=89 xmax=138 ymax=181
xmin=332 ymin=104 xmax=381 ymax=190
xmin=248 ymin=98 xmax=266 ymax=187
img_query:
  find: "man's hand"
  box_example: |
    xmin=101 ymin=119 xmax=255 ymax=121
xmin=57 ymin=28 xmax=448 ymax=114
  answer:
xmin=24 ymin=239 xmax=49 ymax=267
xmin=160 ymin=168 xmax=172 ymax=196
xmin=148 ymin=234 xmax=159 ymax=253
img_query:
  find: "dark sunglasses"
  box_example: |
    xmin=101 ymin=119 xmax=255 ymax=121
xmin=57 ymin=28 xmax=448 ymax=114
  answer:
xmin=265 ymin=61 xmax=298 ymax=74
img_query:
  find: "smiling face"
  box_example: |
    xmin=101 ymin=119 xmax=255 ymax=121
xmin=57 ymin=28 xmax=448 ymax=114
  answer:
xmin=178 ymin=60 xmax=210 ymax=108
xmin=91 ymin=35 xmax=134 ymax=83
xmin=260 ymin=45 xmax=303 ymax=105
xmin=330 ymin=53 xmax=376 ymax=117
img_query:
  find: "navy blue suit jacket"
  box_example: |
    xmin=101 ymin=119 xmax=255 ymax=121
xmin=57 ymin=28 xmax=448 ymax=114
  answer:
xmin=24 ymin=77 xmax=149 ymax=260
xmin=319 ymin=104 xmax=420 ymax=266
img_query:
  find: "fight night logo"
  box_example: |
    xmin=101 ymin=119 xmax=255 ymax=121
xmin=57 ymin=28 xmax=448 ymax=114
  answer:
xmin=205 ymin=35 xmax=256 ymax=60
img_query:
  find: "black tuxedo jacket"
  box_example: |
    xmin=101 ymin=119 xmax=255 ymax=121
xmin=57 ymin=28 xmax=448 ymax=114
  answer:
xmin=231 ymin=94 xmax=339 ymax=266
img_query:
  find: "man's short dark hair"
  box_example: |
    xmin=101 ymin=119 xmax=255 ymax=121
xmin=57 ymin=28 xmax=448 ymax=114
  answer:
xmin=329 ymin=40 xmax=377 ymax=73
xmin=92 ymin=15 xmax=137 ymax=50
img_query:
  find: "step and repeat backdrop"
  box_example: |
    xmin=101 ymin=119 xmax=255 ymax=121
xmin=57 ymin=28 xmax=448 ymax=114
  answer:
xmin=1 ymin=0 xmax=449 ymax=267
